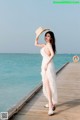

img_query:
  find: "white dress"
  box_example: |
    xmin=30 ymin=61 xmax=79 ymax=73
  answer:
xmin=40 ymin=47 xmax=58 ymax=105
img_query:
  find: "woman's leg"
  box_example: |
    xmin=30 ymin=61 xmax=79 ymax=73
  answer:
xmin=41 ymin=70 xmax=54 ymax=109
xmin=41 ymin=71 xmax=49 ymax=100
xmin=44 ymin=71 xmax=53 ymax=110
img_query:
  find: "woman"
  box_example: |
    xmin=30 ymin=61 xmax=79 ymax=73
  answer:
xmin=34 ymin=30 xmax=58 ymax=115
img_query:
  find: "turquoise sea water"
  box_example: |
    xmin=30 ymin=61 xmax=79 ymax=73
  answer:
xmin=0 ymin=53 xmax=79 ymax=112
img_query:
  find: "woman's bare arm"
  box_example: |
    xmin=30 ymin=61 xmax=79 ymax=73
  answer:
xmin=34 ymin=36 xmax=45 ymax=48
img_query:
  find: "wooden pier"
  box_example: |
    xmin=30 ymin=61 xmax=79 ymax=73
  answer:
xmin=9 ymin=62 xmax=80 ymax=120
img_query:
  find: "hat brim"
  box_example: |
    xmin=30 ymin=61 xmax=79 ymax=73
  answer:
xmin=41 ymin=29 xmax=50 ymax=33
xmin=36 ymin=28 xmax=50 ymax=36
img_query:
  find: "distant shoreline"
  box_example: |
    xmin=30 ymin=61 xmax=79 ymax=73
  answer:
xmin=0 ymin=53 xmax=80 ymax=54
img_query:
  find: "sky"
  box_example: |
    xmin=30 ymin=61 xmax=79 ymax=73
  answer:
xmin=0 ymin=0 xmax=80 ymax=54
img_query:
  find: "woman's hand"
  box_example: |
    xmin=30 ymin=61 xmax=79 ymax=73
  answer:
xmin=44 ymin=63 xmax=48 ymax=71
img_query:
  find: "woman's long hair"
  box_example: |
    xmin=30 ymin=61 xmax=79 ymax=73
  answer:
xmin=45 ymin=31 xmax=56 ymax=55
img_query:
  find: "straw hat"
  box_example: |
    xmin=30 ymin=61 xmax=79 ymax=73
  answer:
xmin=35 ymin=27 xmax=50 ymax=37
